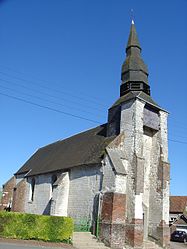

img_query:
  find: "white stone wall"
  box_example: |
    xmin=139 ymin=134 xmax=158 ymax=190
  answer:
xmin=160 ymin=110 xmax=170 ymax=226
xmin=120 ymin=99 xmax=145 ymax=221
xmin=115 ymin=174 xmax=126 ymax=194
xmin=119 ymin=97 xmax=170 ymax=242
xmin=50 ymin=172 xmax=69 ymax=216
xmin=159 ymin=111 xmax=169 ymax=162
xmin=25 ymin=174 xmax=52 ymax=215
xmin=68 ymin=165 xmax=102 ymax=223
xmin=102 ymin=155 xmax=116 ymax=192
xmin=142 ymin=133 xmax=152 ymax=210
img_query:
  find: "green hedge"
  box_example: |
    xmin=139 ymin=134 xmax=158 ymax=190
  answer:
xmin=0 ymin=211 xmax=73 ymax=243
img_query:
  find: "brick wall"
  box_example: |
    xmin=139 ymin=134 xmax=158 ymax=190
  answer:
xmin=0 ymin=176 xmax=16 ymax=211
xmin=12 ymin=178 xmax=27 ymax=212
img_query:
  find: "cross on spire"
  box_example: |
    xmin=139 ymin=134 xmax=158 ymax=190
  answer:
xmin=130 ymin=9 xmax=135 ymax=24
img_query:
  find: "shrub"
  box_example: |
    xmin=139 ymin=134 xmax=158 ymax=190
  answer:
xmin=0 ymin=211 xmax=73 ymax=243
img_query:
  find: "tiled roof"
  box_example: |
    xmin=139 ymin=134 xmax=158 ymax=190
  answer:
xmin=170 ymin=196 xmax=187 ymax=213
xmin=15 ymin=124 xmax=115 ymax=177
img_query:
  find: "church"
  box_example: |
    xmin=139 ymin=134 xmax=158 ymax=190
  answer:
xmin=6 ymin=21 xmax=170 ymax=248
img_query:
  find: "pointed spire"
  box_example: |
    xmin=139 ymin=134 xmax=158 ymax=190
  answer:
xmin=126 ymin=21 xmax=141 ymax=52
xmin=120 ymin=21 xmax=150 ymax=97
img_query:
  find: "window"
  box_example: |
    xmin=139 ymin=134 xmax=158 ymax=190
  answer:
xmin=51 ymin=175 xmax=57 ymax=191
xmin=30 ymin=178 xmax=35 ymax=201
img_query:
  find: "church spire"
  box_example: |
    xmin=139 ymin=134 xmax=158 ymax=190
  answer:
xmin=120 ymin=21 xmax=150 ymax=97
xmin=126 ymin=19 xmax=141 ymax=51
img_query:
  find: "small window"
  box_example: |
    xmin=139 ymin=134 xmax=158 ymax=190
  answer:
xmin=30 ymin=178 xmax=35 ymax=201
xmin=51 ymin=175 xmax=57 ymax=191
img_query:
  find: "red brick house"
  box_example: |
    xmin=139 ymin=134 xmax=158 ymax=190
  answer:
xmin=170 ymin=196 xmax=187 ymax=234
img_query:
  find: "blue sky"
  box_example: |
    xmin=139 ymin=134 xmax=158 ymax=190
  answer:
xmin=0 ymin=0 xmax=186 ymax=195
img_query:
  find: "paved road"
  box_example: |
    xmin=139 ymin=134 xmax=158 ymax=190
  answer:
xmin=171 ymin=241 xmax=187 ymax=249
xmin=0 ymin=241 xmax=186 ymax=249
xmin=0 ymin=242 xmax=69 ymax=249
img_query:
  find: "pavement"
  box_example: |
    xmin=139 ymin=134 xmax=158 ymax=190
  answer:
xmin=0 ymin=238 xmax=76 ymax=249
xmin=0 ymin=242 xmax=52 ymax=249
xmin=0 ymin=238 xmax=186 ymax=249
xmin=170 ymin=241 xmax=187 ymax=249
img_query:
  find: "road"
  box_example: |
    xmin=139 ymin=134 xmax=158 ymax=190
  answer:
xmin=0 ymin=242 xmax=65 ymax=249
xmin=1 ymin=241 xmax=185 ymax=249
xmin=0 ymin=240 xmax=75 ymax=249
xmin=0 ymin=242 xmax=42 ymax=249
xmin=171 ymin=241 xmax=187 ymax=249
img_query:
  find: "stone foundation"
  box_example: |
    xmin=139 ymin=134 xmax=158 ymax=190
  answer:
xmin=100 ymin=192 xmax=126 ymax=249
xmin=157 ymin=220 xmax=170 ymax=248
xmin=126 ymin=219 xmax=144 ymax=248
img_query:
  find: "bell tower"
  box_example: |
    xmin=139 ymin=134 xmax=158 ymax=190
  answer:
xmin=100 ymin=21 xmax=170 ymax=249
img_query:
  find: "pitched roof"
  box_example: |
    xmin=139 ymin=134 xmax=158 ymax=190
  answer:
xmin=170 ymin=196 xmax=187 ymax=213
xmin=111 ymin=91 xmax=161 ymax=110
xmin=15 ymin=124 xmax=115 ymax=177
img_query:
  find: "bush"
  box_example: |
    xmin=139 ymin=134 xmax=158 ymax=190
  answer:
xmin=0 ymin=211 xmax=73 ymax=243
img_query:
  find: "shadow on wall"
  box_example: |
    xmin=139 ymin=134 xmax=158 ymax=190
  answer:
xmin=92 ymin=194 xmax=100 ymax=236
xmin=43 ymin=199 xmax=52 ymax=215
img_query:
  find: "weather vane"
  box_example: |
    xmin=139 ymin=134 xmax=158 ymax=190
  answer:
xmin=131 ymin=9 xmax=134 ymax=24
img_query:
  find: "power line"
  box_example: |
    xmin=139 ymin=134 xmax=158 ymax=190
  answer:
xmin=0 ymin=84 xmax=105 ymax=118
xmin=0 ymin=82 xmax=187 ymax=144
xmin=0 ymin=92 xmax=102 ymax=125
xmin=0 ymin=66 xmax=106 ymax=106
xmin=168 ymin=139 xmax=187 ymax=145
xmin=0 ymin=77 xmax=104 ymax=112
xmin=169 ymin=134 xmax=187 ymax=140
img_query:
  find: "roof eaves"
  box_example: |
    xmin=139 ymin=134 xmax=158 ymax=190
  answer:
xmin=137 ymin=95 xmax=168 ymax=113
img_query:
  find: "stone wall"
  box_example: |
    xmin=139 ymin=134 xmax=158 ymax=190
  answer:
xmin=50 ymin=172 xmax=69 ymax=216
xmin=18 ymin=164 xmax=102 ymax=228
xmin=24 ymin=174 xmax=53 ymax=215
xmin=100 ymin=140 xmax=127 ymax=248
xmin=102 ymin=155 xmax=116 ymax=192
xmin=68 ymin=164 xmax=102 ymax=226
xmin=100 ymin=192 xmax=126 ymax=248
xmin=12 ymin=178 xmax=27 ymax=212
xmin=112 ymin=98 xmax=170 ymax=248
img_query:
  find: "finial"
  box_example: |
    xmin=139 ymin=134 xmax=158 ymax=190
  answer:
xmin=131 ymin=9 xmax=135 ymax=24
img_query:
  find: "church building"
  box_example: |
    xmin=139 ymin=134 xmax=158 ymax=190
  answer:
xmin=10 ymin=21 xmax=170 ymax=248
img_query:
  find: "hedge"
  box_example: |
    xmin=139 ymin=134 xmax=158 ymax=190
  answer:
xmin=0 ymin=211 xmax=73 ymax=243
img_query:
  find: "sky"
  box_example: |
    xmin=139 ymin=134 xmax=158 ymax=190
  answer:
xmin=0 ymin=0 xmax=186 ymax=195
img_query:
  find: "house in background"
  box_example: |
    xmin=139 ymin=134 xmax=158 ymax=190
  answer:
xmin=0 ymin=187 xmax=2 ymax=202
xmin=170 ymin=196 xmax=187 ymax=234
xmin=2 ymin=21 xmax=170 ymax=249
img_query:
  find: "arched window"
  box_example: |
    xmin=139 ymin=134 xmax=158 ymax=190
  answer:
xmin=30 ymin=178 xmax=35 ymax=201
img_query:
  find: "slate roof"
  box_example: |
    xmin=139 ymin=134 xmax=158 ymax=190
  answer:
xmin=170 ymin=196 xmax=187 ymax=213
xmin=111 ymin=91 xmax=161 ymax=110
xmin=126 ymin=21 xmax=141 ymax=51
xmin=15 ymin=124 xmax=115 ymax=177
xmin=106 ymin=148 xmax=127 ymax=175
